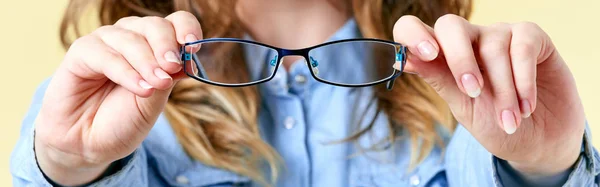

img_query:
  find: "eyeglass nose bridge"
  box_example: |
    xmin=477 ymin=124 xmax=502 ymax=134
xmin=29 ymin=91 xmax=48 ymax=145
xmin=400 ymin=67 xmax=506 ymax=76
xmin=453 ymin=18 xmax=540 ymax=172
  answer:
xmin=268 ymin=48 xmax=310 ymax=67
xmin=274 ymin=48 xmax=320 ymax=75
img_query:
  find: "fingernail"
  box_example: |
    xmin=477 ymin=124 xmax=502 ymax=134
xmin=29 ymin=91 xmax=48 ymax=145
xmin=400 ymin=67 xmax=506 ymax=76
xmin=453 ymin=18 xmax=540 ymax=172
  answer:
xmin=393 ymin=62 xmax=402 ymax=70
xmin=502 ymin=110 xmax=517 ymax=134
xmin=417 ymin=41 xmax=437 ymax=60
xmin=154 ymin=68 xmax=172 ymax=80
xmin=164 ymin=51 xmax=181 ymax=64
xmin=461 ymin=74 xmax=481 ymax=98
xmin=520 ymin=100 xmax=532 ymax=118
xmin=139 ymin=80 xmax=153 ymax=89
xmin=185 ymin=34 xmax=200 ymax=48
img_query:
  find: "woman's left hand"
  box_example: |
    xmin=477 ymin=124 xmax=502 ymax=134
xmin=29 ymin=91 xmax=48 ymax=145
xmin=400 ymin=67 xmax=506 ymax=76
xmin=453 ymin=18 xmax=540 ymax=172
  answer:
xmin=392 ymin=14 xmax=586 ymax=176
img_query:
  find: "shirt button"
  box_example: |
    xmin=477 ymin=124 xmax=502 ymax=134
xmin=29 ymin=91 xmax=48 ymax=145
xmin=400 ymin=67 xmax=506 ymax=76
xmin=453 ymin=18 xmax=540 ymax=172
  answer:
xmin=176 ymin=175 xmax=190 ymax=185
xmin=294 ymin=75 xmax=307 ymax=84
xmin=409 ymin=175 xmax=420 ymax=186
xmin=284 ymin=116 xmax=295 ymax=129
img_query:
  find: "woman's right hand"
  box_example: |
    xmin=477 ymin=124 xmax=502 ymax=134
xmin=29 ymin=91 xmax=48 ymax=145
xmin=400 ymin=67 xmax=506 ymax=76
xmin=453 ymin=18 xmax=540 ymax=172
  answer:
xmin=34 ymin=11 xmax=202 ymax=185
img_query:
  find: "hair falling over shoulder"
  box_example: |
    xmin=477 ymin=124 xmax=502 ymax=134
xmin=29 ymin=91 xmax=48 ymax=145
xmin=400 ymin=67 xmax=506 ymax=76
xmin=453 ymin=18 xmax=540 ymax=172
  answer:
xmin=59 ymin=0 xmax=471 ymax=185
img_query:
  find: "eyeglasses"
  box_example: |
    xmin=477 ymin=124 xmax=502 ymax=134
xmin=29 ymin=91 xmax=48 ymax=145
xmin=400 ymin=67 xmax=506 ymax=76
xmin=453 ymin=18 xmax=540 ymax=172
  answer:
xmin=179 ymin=38 xmax=407 ymax=90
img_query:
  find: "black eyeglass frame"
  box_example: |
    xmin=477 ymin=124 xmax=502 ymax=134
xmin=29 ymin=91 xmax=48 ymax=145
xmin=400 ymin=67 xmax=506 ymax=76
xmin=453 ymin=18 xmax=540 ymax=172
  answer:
xmin=179 ymin=38 xmax=407 ymax=90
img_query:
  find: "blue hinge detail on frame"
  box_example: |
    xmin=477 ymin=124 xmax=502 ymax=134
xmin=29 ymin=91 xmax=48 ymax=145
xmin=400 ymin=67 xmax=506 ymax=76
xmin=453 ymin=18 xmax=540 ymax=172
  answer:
xmin=309 ymin=56 xmax=319 ymax=67
xmin=269 ymin=55 xmax=278 ymax=66
xmin=396 ymin=52 xmax=404 ymax=62
xmin=185 ymin=54 xmax=192 ymax=61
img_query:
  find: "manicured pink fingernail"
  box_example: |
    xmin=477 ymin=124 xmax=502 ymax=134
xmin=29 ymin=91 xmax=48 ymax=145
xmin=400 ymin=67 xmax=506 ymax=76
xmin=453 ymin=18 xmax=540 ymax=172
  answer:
xmin=461 ymin=74 xmax=481 ymax=98
xmin=154 ymin=68 xmax=172 ymax=80
xmin=502 ymin=110 xmax=517 ymax=134
xmin=164 ymin=51 xmax=181 ymax=64
xmin=520 ymin=100 xmax=532 ymax=118
xmin=185 ymin=34 xmax=198 ymax=42
xmin=393 ymin=62 xmax=402 ymax=70
xmin=185 ymin=34 xmax=200 ymax=49
xmin=139 ymin=80 xmax=153 ymax=89
xmin=417 ymin=41 xmax=437 ymax=61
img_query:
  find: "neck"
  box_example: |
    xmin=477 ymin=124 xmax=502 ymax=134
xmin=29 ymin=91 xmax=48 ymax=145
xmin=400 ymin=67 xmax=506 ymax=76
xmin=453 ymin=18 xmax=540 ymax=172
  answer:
xmin=236 ymin=0 xmax=350 ymax=50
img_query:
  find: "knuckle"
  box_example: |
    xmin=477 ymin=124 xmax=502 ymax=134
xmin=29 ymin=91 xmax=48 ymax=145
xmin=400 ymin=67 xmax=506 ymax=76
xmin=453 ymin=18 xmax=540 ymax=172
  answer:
xmin=94 ymin=25 xmax=114 ymax=34
xmin=394 ymin=15 xmax=422 ymax=34
xmin=494 ymin=89 xmax=517 ymax=104
xmin=65 ymin=36 xmax=93 ymax=59
xmin=514 ymin=21 xmax=542 ymax=31
xmin=428 ymin=78 xmax=446 ymax=95
xmin=170 ymin=10 xmax=195 ymax=19
xmin=142 ymin=16 xmax=170 ymax=26
xmin=488 ymin=22 xmax=510 ymax=30
xmin=69 ymin=35 xmax=103 ymax=56
xmin=116 ymin=30 xmax=144 ymax=42
xmin=513 ymin=22 xmax=546 ymax=41
xmin=435 ymin=14 xmax=466 ymax=28
xmin=510 ymin=42 xmax=536 ymax=57
xmin=103 ymin=47 xmax=124 ymax=62
xmin=393 ymin=15 xmax=420 ymax=38
xmin=115 ymin=16 xmax=140 ymax=25
xmin=516 ymin=82 xmax=535 ymax=94
xmin=479 ymin=42 xmax=509 ymax=58
xmin=70 ymin=35 xmax=93 ymax=49
xmin=396 ymin=15 xmax=421 ymax=26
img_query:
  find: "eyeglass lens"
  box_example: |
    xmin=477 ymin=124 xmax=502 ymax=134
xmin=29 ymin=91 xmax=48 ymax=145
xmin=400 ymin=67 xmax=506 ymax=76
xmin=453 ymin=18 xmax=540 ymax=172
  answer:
xmin=183 ymin=40 xmax=401 ymax=86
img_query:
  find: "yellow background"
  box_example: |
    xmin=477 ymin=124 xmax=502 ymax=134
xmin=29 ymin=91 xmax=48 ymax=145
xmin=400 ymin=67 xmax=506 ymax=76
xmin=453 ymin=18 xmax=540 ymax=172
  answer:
xmin=0 ymin=0 xmax=598 ymax=185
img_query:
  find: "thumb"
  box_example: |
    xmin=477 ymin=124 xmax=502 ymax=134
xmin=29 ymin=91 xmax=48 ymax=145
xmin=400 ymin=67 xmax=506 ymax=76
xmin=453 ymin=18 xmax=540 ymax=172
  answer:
xmin=135 ymin=83 xmax=175 ymax=122
xmin=405 ymin=55 xmax=466 ymax=109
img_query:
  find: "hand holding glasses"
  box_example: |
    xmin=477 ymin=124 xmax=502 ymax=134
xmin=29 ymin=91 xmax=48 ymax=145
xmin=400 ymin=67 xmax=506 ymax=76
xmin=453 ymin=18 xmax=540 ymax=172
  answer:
xmin=180 ymin=38 xmax=407 ymax=90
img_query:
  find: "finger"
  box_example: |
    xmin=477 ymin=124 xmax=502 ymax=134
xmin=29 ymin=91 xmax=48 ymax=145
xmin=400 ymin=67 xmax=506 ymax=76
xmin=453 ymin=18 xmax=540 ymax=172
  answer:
xmin=477 ymin=23 xmax=522 ymax=134
xmin=393 ymin=16 xmax=465 ymax=106
xmin=94 ymin=26 xmax=173 ymax=90
xmin=510 ymin=22 xmax=545 ymax=118
xmin=67 ymin=35 xmax=154 ymax=97
xmin=393 ymin=15 xmax=440 ymax=62
xmin=113 ymin=16 xmax=141 ymax=26
xmin=165 ymin=11 xmax=203 ymax=53
xmin=434 ymin=14 xmax=484 ymax=98
xmin=116 ymin=16 xmax=182 ymax=74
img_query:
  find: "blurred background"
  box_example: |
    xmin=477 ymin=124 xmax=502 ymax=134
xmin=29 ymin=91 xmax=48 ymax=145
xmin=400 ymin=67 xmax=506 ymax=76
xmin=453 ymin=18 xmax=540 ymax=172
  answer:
xmin=0 ymin=0 xmax=598 ymax=185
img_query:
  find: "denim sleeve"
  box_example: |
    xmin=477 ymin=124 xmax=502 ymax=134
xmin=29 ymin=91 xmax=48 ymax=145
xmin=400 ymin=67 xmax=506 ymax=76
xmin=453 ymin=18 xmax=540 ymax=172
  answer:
xmin=445 ymin=123 xmax=600 ymax=187
xmin=10 ymin=78 xmax=149 ymax=186
xmin=494 ymin=156 xmax=571 ymax=187
xmin=494 ymin=122 xmax=600 ymax=187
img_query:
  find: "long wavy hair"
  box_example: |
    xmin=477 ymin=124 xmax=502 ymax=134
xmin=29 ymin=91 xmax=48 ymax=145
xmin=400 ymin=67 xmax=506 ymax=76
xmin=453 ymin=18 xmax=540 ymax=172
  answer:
xmin=60 ymin=0 xmax=471 ymax=184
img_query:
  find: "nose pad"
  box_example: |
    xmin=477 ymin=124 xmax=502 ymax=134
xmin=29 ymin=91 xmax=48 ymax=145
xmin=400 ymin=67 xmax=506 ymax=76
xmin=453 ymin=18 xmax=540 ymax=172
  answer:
xmin=267 ymin=55 xmax=283 ymax=78
xmin=309 ymin=56 xmax=320 ymax=75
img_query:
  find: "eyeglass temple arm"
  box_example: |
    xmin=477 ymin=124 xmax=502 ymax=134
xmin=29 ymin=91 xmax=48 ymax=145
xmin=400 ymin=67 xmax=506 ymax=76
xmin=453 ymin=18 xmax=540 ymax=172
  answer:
xmin=386 ymin=75 xmax=397 ymax=90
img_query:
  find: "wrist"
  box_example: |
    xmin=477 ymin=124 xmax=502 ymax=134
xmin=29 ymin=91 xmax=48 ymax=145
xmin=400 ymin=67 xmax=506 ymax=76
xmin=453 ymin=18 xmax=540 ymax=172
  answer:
xmin=507 ymin=139 xmax=581 ymax=178
xmin=34 ymin=133 xmax=111 ymax=186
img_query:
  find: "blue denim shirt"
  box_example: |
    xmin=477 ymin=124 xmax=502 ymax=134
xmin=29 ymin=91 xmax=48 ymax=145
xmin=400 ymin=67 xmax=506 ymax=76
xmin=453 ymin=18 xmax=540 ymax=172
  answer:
xmin=11 ymin=19 xmax=600 ymax=187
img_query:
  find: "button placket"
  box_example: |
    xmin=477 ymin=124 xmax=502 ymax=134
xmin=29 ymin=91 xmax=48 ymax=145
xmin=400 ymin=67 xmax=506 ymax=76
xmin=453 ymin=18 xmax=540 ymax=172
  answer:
xmin=294 ymin=74 xmax=307 ymax=84
xmin=409 ymin=174 xmax=421 ymax=186
xmin=284 ymin=116 xmax=295 ymax=129
xmin=175 ymin=175 xmax=190 ymax=185
xmin=287 ymin=60 xmax=313 ymax=95
xmin=262 ymin=94 xmax=310 ymax=186
xmin=266 ymin=68 xmax=290 ymax=95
